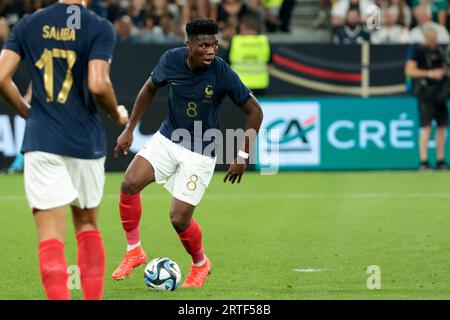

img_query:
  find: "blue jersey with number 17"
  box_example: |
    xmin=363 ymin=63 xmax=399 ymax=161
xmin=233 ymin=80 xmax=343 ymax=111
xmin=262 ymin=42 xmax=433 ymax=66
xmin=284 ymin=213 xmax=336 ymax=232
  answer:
xmin=4 ymin=3 xmax=116 ymax=159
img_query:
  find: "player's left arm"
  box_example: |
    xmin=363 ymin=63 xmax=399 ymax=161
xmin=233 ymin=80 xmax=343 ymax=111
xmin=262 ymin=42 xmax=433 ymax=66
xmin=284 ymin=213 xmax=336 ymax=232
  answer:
xmin=224 ymin=94 xmax=263 ymax=184
xmin=0 ymin=49 xmax=30 ymax=119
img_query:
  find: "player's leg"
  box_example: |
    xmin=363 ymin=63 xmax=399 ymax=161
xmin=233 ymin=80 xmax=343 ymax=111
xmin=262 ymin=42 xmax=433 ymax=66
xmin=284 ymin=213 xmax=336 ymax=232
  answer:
xmin=25 ymin=151 xmax=78 ymax=300
xmin=418 ymin=96 xmax=433 ymax=169
xmin=71 ymin=206 xmax=105 ymax=300
xmin=64 ymin=156 xmax=106 ymax=299
xmin=419 ymin=125 xmax=432 ymax=164
xmin=112 ymin=155 xmax=156 ymax=279
xmin=112 ymin=155 xmax=155 ymax=280
xmin=435 ymin=98 xmax=448 ymax=170
xmin=170 ymin=197 xmax=206 ymax=263
xmin=166 ymin=148 xmax=217 ymax=288
xmin=170 ymin=197 xmax=212 ymax=288
xmin=120 ymin=155 xmax=156 ymax=250
xmin=34 ymin=207 xmax=70 ymax=300
xmin=113 ymin=132 xmax=178 ymax=280
xmin=435 ymin=126 xmax=447 ymax=168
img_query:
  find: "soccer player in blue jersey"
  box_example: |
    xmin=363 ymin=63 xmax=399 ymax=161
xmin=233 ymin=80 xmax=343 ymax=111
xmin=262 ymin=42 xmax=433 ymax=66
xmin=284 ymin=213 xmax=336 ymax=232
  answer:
xmin=0 ymin=0 xmax=128 ymax=300
xmin=113 ymin=19 xmax=264 ymax=287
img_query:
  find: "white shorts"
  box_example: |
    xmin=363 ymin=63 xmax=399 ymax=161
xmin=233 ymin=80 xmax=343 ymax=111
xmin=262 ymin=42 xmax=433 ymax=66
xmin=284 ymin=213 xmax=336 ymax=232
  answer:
xmin=137 ymin=131 xmax=216 ymax=206
xmin=24 ymin=151 xmax=105 ymax=211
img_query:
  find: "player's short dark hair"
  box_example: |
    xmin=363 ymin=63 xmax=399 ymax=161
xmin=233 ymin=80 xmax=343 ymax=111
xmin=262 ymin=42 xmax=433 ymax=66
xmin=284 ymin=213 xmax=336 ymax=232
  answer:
xmin=240 ymin=13 xmax=261 ymax=33
xmin=186 ymin=19 xmax=218 ymax=39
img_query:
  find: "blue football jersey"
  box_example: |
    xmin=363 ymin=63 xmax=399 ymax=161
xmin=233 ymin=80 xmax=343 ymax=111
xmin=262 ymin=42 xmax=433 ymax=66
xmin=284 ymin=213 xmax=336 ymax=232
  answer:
xmin=4 ymin=3 xmax=116 ymax=159
xmin=150 ymin=47 xmax=252 ymax=155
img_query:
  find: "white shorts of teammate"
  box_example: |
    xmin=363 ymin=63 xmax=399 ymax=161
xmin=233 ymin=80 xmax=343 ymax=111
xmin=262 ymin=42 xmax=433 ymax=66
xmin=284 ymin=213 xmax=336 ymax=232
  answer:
xmin=137 ymin=131 xmax=217 ymax=206
xmin=24 ymin=151 xmax=105 ymax=211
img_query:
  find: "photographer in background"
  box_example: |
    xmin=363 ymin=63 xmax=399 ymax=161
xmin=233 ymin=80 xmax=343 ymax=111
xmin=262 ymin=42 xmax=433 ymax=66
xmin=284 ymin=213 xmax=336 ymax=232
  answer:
xmin=405 ymin=27 xmax=448 ymax=170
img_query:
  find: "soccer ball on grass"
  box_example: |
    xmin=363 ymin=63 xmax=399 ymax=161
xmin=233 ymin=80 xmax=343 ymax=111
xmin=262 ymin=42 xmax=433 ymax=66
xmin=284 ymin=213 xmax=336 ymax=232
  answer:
xmin=144 ymin=257 xmax=182 ymax=291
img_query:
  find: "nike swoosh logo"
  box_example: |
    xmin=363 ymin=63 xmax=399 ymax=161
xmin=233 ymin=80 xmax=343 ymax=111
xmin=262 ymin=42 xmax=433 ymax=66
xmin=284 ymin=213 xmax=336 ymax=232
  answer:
xmin=121 ymin=220 xmax=135 ymax=223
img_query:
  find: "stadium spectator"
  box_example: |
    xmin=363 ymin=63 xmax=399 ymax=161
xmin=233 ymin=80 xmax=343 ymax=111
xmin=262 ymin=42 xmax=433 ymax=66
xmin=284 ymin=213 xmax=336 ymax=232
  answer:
xmin=389 ymin=0 xmax=412 ymax=28
xmin=412 ymin=0 xmax=447 ymax=26
xmin=106 ymin=0 xmax=127 ymax=22
xmin=313 ymin=0 xmax=331 ymax=29
xmin=217 ymin=0 xmax=250 ymax=31
xmin=332 ymin=8 xmax=371 ymax=44
xmin=227 ymin=13 xmax=271 ymax=94
xmin=127 ymin=0 xmax=147 ymax=29
xmin=246 ymin=0 xmax=265 ymax=28
xmin=261 ymin=0 xmax=282 ymax=32
xmin=371 ymin=6 xmax=411 ymax=43
xmin=89 ymin=0 xmax=109 ymax=19
xmin=0 ymin=0 xmax=23 ymax=28
xmin=149 ymin=12 xmax=183 ymax=42
xmin=405 ymin=27 xmax=449 ymax=170
xmin=179 ymin=0 xmax=220 ymax=35
xmin=331 ymin=0 xmax=375 ymax=27
xmin=114 ymin=15 xmax=140 ymax=42
xmin=410 ymin=4 xmax=449 ymax=44
xmin=219 ymin=15 xmax=239 ymax=48
xmin=139 ymin=12 xmax=158 ymax=41
xmin=278 ymin=0 xmax=296 ymax=32
xmin=148 ymin=0 xmax=181 ymax=27
xmin=22 ymin=0 xmax=37 ymax=16
xmin=0 ymin=17 xmax=9 ymax=44
xmin=374 ymin=0 xmax=390 ymax=10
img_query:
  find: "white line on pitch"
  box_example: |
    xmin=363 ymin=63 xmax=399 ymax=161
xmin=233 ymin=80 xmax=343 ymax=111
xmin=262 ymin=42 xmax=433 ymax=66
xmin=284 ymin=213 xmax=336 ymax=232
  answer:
xmin=292 ymin=268 xmax=328 ymax=273
xmin=2 ymin=192 xmax=450 ymax=201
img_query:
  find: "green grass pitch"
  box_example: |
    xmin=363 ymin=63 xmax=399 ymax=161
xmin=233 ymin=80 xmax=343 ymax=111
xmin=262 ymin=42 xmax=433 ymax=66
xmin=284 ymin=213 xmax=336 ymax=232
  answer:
xmin=1 ymin=171 xmax=450 ymax=299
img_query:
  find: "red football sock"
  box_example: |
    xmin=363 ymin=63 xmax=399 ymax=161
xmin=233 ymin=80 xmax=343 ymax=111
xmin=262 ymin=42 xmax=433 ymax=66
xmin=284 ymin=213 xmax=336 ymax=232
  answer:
xmin=38 ymin=239 xmax=70 ymax=300
xmin=119 ymin=192 xmax=142 ymax=246
xmin=177 ymin=220 xmax=205 ymax=264
xmin=76 ymin=230 xmax=105 ymax=300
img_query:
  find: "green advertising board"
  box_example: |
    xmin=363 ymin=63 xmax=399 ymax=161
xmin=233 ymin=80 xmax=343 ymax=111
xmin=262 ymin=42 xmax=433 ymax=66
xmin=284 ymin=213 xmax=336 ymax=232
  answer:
xmin=256 ymin=97 xmax=448 ymax=170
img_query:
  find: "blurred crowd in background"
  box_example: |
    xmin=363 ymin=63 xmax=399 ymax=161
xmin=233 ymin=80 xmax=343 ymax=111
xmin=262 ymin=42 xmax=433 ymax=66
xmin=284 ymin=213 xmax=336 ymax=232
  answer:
xmin=0 ymin=0 xmax=296 ymax=47
xmin=321 ymin=0 xmax=450 ymax=45
xmin=2 ymin=0 xmax=450 ymax=46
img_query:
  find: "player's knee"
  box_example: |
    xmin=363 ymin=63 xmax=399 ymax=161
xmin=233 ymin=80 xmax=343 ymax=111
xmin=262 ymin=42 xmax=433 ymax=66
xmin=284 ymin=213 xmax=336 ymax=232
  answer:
xmin=75 ymin=223 xmax=98 ymax=234
xmin=73 ymin=213 xmax=98 ymax=232
xmin=170 ymin=212 xmax=190 ymax=233
xmin=121 ymin=178 xmax=141 ymax=195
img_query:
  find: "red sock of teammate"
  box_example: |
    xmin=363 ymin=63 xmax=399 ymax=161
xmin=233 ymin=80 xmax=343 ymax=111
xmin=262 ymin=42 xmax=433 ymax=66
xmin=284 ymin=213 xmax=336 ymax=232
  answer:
xmin=76 ymin=230 xmax=105 ymax=300
xmin=38 ymin=239 xmax=70 ymax=300
xmin=119 ymin=192 xmax=142 ymax=247
xmin=177 ymin=220 xmax=205 ymax=265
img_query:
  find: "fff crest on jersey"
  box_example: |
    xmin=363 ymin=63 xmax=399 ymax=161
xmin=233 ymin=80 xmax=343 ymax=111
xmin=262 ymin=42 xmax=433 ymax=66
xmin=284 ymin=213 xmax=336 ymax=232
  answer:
xmin=203 ymin=85 xmax=214 ymax=103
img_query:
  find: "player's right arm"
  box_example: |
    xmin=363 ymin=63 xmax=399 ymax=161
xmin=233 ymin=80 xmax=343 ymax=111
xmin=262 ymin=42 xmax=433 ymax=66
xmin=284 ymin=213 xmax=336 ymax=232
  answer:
xmin=87 ymin=19 xmax=128 ymax=126
xmin=88 ymin=59 xmax=128 ymax=125
xmin=0 ymin=49 xmax=31 ymax=119
xmin=114 ymin=79 xmax=159 ymax=157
